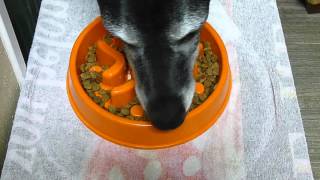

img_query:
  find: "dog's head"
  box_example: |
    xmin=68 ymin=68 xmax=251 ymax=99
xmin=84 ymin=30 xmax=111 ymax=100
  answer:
xmin=98 ymin=0 xmax=210 ymax=130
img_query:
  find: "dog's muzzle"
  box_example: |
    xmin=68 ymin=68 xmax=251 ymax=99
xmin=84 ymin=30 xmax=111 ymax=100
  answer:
xmin=146 ymin=94 xmax=186 ymax=130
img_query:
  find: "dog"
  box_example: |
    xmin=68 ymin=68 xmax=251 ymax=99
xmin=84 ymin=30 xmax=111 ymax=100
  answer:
xmin=97 ymin=0 xmax=210 ymax=130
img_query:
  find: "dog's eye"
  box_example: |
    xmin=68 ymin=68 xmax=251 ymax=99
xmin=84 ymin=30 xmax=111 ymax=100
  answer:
xmin=178 ymin=31 xmax=198 ymax=44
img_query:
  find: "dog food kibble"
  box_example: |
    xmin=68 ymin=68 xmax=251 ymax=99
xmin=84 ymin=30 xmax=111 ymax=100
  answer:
xmin=189 ymin=42 xmax=219 ymax=111
xmin=104 ymin=34 xmax=123 ymax=52
xmin=80 ymin=35 xmax=219 ymax=120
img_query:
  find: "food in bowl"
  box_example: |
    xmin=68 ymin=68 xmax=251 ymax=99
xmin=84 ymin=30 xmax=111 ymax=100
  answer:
xmin=79 ymin=34 xmax=220 ymax=120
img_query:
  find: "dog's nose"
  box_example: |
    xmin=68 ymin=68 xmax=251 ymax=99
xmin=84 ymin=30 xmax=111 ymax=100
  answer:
xmin=146 ymin=95 xmax=186 ymax=130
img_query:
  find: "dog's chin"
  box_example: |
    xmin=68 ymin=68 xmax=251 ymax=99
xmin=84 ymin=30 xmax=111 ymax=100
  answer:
xmin=151 ymin=115 xmax=185 ymax=130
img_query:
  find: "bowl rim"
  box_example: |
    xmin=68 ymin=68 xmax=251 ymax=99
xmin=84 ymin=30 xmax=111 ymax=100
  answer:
xmin=69 ymin=17 xmax=229 ymax=127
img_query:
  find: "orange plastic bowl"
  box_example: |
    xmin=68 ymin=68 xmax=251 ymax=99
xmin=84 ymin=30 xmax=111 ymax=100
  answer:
xmin=67 ymin=17 xmax=232 ymax=149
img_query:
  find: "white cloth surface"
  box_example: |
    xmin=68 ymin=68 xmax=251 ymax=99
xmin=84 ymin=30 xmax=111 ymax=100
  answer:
xmin=1 ymin=0 xmax=314 ymax=179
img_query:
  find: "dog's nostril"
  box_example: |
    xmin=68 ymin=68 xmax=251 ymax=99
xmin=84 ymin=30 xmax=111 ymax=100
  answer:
xmin=146 ymin=96 xmax=186 ymax=130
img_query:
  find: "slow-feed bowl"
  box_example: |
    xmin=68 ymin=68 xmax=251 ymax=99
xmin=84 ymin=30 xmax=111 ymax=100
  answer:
xmin=67 ymin=17 xmax=232 ymax=149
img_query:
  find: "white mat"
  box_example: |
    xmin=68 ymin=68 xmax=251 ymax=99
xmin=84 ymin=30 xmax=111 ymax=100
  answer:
xmin=1 ymin=0 xmax=314 ymax=179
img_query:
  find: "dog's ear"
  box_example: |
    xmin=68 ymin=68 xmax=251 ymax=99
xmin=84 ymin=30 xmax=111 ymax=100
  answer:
xmin=188 ymin=0 xmax=211 ymax=9
xmin=186 ymin=0 xmax=211 ymax=19
xmin=97 ymin=0 xmax=121 ymax=24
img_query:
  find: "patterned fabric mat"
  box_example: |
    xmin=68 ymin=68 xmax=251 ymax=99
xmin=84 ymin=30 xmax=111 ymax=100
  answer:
xmin=1 ymin=0 xmax=314 ymax=179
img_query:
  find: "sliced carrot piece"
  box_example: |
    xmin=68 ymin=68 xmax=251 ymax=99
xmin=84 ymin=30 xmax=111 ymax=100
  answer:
xmin=95 ymin=91 xmax=102 ymax=98
xmin=195 ymin=82 xmax=205 ymax=95
xmin=130 ymin=105 xmax=144 ymax=118
xmin=104 ymin=100 xmax=111 ymax=109
xmin=89 ymin=65 xmax=103 ymax=73
xmin=198 ymin=43 xmax=204 ymax=56
xmin=193 ymin=63 xmax=199 ymax=77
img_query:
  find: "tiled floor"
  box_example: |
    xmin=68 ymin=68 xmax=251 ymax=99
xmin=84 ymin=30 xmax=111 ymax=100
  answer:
xmin=0 ymin=40 xmax=19 ymax=174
